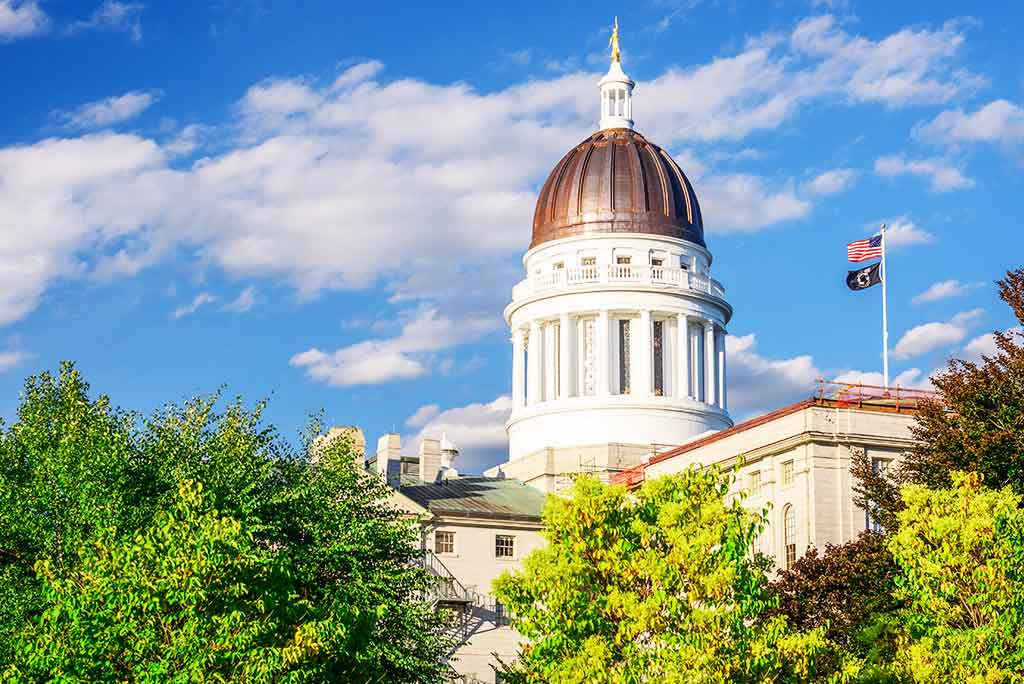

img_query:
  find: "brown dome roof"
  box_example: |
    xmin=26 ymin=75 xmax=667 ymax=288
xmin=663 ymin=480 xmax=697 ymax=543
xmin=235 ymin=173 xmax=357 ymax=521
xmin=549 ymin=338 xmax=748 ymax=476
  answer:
xmin=531 ymin=128 xmax=704 ymax=249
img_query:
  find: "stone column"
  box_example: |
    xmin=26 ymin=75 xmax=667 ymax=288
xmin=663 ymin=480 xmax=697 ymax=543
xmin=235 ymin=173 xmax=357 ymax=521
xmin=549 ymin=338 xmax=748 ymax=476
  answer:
xmin=676 ymin=313 xmax=689 ymax=399
xmin=637 ymin=309 xmax=652 ymax=396
xmin=559 ymin=313 xmax=572 ymax=399
xmin=718 ymin=328 xmax=728 ymax=411
xmin=597 ymin=309 xmax=610 ymax=397
xmin=512 ymin=327 xmax=525 ymax=408
xmin=704 ymin=319 xmax=717 ymax=407
xmin=527 ymin=320 xmax=541 ymax=405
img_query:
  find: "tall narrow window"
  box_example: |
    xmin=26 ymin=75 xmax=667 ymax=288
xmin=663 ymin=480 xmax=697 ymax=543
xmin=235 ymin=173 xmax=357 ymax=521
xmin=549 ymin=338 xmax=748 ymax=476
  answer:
xmin=582 ymin=318 xmax=596 ymax=396
xmin=618 ymin=319 xmax=631 ymax=394
xmin=653 ymin=320 xmax=664 ymax=396
xmin=784 ymin=506 xmax=797 ymax=569
xmin=554 ymin=323 xmax=561 ymax=398
xmin=781 ymin=460 xmax=794 ymax=486
xmin=866 ymin=457 xmax=891 ymax=532
xmin=749 ymin=470 xmax=761 ymax=494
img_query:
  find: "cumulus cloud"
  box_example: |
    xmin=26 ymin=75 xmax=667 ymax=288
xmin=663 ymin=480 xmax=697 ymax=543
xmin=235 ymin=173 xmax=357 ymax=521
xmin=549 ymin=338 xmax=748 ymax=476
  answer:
xmin=0 ymin=14 xmax=983 ymax=345
xmin=290 ymin=306 xmax=499 ymax=387
xmin=874 ymin=155 xmax=973 ymax=192
xmin=892 ymin=309 xmax=984 ymax=360
xmin=832 ymin=367 xmax=931 ymax=390
xmin=911 ymin=279 xmax=985 ymax=305
xmin=962 ymin=326 xmax=1024 ymax=362
xmin=66 ymin=1 xmax=144 ymax=42
xmin=868 ymin=216 xmax=935 ymax=249
xmin=726 ymin=334 xmax=821 ymax=417
xmin=54 ymin=90 xmax=160 ymax=130
xmin=0 ymin=0 xmax=47 ymax=40
xmin=802 ymin=167 xmax=858 ymax=196
xmin=917 ymin=99 xmax=1024 ymax=146
xmin=172 ymin=292 xmax=216 ymax=318
xmin=0 ymin=348 xmax=31 ymax=373
xmin=405 ymin=396 xmax=513 ymax=472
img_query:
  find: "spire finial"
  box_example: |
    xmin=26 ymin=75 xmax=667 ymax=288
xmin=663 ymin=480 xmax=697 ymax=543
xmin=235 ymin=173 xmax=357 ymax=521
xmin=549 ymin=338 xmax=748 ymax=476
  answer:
xmin=609 ymin=17 xmax=621 ymax=63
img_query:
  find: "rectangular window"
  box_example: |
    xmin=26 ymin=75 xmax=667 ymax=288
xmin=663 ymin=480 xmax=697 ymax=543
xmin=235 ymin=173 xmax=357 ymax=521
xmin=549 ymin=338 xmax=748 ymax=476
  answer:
xmin=782 ymin=460 xmax=794 ymax=486
xmin=651 ymin=257 xmax=664 ymax=267
xmin=866 ymin=457 xmax=892 ymax=532
xmin=749 ymin=470 xmax=761 ymax=494
xmin=618 ymin=319 xmax=631 ymax=394
xmin=495 ymin=535 xmax=515 ymax=559
xmin=653 ymin=320 xmax=664 ymax=396
xmin=616 ymin=255 xmax=632 ymax=264
xmin=435 ymin=530 xmax=455 ymax=555
xmin=552 ymin=261 xmax=564 ymax=270
xmin=581 ymin=256 xmax=597 ymax=266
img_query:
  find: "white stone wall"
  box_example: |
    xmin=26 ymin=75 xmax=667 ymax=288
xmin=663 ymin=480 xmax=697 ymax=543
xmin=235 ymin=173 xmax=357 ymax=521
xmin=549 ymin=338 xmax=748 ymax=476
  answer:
xmin=423 ymin=518 xmax=545 ymax=684
xmin=643 ymin=403 xmax=918 ymax=571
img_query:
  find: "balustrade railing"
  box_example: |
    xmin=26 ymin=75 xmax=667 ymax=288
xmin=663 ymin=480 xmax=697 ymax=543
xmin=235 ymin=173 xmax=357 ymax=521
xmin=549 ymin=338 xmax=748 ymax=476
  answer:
xmin=512 ymin=265 xmax=726 ymax=301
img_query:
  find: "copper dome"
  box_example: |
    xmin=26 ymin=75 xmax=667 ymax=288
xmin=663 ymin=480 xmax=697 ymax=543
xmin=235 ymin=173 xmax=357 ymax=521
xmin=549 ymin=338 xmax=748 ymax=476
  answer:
xmin=531 ymin=128 xmax=704 ymax=249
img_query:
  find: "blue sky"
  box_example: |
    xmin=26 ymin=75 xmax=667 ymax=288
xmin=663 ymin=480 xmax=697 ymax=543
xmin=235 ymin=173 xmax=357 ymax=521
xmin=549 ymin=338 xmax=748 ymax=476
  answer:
xmin=1 ymin=0 xmax=1022 ymax=471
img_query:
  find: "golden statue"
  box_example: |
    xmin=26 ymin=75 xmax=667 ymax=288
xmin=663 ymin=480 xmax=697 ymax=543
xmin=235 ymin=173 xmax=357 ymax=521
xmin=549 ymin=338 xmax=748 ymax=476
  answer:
xmin=609 ymin=16 xmax=621 ymax=63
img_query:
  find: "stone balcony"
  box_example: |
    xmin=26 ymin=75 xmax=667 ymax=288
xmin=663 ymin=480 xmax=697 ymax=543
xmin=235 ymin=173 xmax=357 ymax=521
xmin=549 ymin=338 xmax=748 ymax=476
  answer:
xmin=511 ymin=265 xmax=726 ymax=302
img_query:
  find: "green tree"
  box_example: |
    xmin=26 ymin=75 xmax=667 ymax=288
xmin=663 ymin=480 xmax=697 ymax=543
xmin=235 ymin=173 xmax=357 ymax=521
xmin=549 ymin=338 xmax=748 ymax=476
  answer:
xmin=6 ymin=480 xmax=334 ymax=683
xmin=0 ymin=363 xmax=452 ymax=682
xmin=493 ymin=469 xmax=857 ymax=684
xmin=853 ymin=267 xmax=1024 ymax=530
xmin=886 ymin=472 xmax=1024 ymax=683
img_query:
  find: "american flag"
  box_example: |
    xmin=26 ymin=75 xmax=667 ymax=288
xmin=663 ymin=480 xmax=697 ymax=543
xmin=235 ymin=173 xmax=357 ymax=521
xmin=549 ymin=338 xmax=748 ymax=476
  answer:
xmin=847 ymin=234 xmax=883 ymax=262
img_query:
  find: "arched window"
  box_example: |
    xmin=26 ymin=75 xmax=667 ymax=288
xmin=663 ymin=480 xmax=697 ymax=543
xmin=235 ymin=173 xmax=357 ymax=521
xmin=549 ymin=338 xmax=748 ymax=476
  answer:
xmin=783 ymin=505 xmax=797 ymax=569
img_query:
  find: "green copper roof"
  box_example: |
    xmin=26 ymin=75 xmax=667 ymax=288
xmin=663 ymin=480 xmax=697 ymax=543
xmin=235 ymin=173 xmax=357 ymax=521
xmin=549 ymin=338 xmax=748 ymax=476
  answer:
xmin=400 ymin=476 xmax=547 ymax=522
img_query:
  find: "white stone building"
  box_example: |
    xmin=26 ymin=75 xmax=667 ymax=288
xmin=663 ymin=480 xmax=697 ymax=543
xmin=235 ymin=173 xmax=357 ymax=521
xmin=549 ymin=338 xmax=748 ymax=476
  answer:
xmin=346 ymin=28 xmax=936 ymax=684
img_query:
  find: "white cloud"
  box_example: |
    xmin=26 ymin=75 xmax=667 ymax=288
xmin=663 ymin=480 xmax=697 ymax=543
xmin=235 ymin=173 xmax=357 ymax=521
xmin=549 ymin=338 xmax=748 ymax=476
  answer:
xmin=911 ymin=279 xmax=984 ymax=305
xmin=406 ymin=396 xmax=513 ymax=472
xmin=917 ymin=99 xmax=1024 ymax=146
xmin=802 ymin=167 xmax=858 ymax=196
xmin=892 ymin=309 xmax=984 ymax=360
xmin=874 ymin=155 xmax=973 ymax=192
xmin=962 ymin=326 xmax=1024 ymax=362
xmin=55 ymin=91 xmax=160 ymax=130
xmin=290 ymin=306 xmax=499 ymax=387
xmin=726 ymin=334 xmax=821 ymax=417
xmin=222 ymin=286 xmax=256 ymax=313
xmin=0 ymin=15 xmax=984 ymax=332
xmin=0 ymin=348 xmax=30 ymax=373
xmin=405 ymin=404 xmax=440 ymax=428
xmin=0 ymin=0 xmax=47 ymax=40
xmin=66 ymin=1 xmax=144 ymax=42
xmin=696 ymin=173 xmax=811 ymax=232
xmin=172 ymin=292 xmax=216 ymax=319
xmin=868 ymin=216 xmax=935 ymax=249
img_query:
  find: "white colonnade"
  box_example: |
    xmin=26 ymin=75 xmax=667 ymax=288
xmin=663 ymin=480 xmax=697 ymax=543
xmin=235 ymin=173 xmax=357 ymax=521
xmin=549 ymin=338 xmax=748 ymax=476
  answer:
xmin=511 ymin=310 xmax=726 ymax=411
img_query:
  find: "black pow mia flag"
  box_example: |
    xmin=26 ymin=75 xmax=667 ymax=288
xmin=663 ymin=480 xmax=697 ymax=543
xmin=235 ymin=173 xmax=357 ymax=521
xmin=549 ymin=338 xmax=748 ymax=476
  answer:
xmin=846 ymin=262 xmax=882 ymax=291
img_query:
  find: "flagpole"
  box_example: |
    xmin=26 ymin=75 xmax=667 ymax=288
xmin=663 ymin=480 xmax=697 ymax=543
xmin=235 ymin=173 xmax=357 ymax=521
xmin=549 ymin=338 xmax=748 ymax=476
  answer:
xmin=880 ymin=223 xmax=889 ymax=389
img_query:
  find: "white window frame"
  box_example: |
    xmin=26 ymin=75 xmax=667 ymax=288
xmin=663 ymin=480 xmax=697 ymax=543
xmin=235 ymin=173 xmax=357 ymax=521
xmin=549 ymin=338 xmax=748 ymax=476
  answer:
xmin=434 ymin=529 xmax=456 ymax=556
xmin=495 ymin=534 xmax=516 ymax=560
xmin=781 ymin=460 xmax=795 ymax=486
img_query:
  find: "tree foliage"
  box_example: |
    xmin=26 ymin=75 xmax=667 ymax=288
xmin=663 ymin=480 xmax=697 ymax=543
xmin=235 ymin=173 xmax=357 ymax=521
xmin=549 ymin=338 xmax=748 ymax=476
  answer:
xmin=771 ymin=532 xmax=903 ymax=660
xmin=886 ymin=472 xmax=1024 ymax=683
xmin=0 ymin=363 xmax=452 ymax=683
xmin=853 ymin=267 xmax=1024 ymax=529
xmin=493 ymin=469 xmax=856 ymax=684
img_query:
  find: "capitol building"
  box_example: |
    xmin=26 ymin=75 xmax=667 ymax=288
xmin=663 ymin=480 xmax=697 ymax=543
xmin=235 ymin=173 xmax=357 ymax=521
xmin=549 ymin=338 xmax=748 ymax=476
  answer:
xmin=346 ymin=27 xmax=930 ymax=684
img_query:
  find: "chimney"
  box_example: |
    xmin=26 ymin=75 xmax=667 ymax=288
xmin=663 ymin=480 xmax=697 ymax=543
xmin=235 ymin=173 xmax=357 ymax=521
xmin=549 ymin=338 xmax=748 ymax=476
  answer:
xmin=418 ymin=437 xmax=442 ymax=484
xmin=311 ymin=426 xmax=366 ymax=465
xmin=438 ymin=433 xmax=459 ymax=480
xmin=375 ymin=433 xmax=402 ymax=488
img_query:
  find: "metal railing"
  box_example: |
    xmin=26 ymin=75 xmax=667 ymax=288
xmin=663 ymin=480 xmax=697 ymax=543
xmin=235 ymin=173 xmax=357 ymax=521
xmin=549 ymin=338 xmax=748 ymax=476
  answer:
xmin=814 ymin=379 xmax=939 ymax=411
xmin=512 ymin=265 xmax=725 ymax=301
